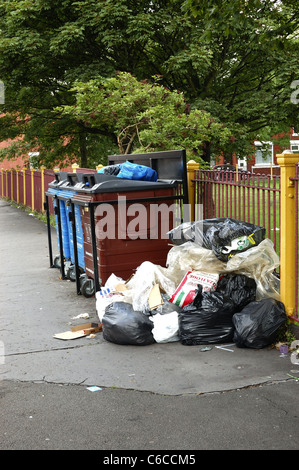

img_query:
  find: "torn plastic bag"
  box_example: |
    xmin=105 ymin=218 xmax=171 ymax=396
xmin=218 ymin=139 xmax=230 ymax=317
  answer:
xmin=178 ymin=289 xmax=237 ymax=345
xmin=232 ymin=298 xmax=287 ymax=349
xmin=150 ymin=311 xmax=180 ymax=343
xmin=215 ymin=274 xmax=256 ymax=310
xmin=95 ymin=273 xmax=128 ymax=322
xmin=126 ymin=261 xmax=178 ymax=313
xmin=152 ymin=294 xmax=182 ymax=315
xmin=96 ymin=290 xmax=125 ymax=322
xmin=167 ymin=218 xmax=265 ymax=262
xmin=102 ymin=302 xmax=155 ymax=345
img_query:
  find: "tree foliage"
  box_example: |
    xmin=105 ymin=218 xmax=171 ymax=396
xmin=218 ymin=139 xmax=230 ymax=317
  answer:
xmin=0 ymin=0 xmax=297 ymax=167
xmin=58 ymin=72 xmax=231 ymax=162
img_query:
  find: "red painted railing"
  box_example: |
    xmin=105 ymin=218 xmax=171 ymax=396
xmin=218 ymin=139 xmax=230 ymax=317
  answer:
xmin=194 ymin=169 xmax=281 ymax=254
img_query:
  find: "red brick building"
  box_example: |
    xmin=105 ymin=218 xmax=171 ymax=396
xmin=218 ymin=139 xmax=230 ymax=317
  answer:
xmin=214 ymin=128 xmax=298 ymax=175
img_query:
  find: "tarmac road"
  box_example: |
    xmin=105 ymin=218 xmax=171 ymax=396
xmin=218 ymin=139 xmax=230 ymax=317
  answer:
xmin=0 ymin=199 xmax=299 ymax=451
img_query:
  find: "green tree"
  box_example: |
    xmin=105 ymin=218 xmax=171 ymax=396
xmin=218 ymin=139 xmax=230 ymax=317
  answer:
xmin=0 ymin=0 xmax=297 ymax=167
xmin=58 ymin=71 xmax=231 ymax=162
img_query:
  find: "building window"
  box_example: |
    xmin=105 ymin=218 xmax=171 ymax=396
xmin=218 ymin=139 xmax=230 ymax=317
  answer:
xmin=290 ymin=141 xmax=299 ymax=152
xmin=254 ymin=141 xmax=273 ymax=166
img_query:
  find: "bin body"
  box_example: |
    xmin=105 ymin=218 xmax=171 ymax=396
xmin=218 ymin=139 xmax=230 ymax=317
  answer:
xmin=72 ymin=203 xmax=85 ymax=270
xmin=72 ymin=181 xmax=177 ymax=285
xmin=57 ymin=188 xmax=85 ymax=271
xmin=47 ymin=186 xmax=71 ymax=261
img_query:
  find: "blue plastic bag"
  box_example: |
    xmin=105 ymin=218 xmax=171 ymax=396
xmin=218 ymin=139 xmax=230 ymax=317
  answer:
xmin=98 ymin=161 xmax=157 ymax=181
xmin=117 ymin=161 xmax=157 ymax=181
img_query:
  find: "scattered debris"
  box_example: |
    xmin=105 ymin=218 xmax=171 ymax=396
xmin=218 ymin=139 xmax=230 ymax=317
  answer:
xmin=86 ymin=386 xmax=102 ymax=392
xmin=290 ymin=340 xmax=299 ymax=350
xmin=200 ymin=346 xmax=212 ymax=352
xmin=71 ymin=313 xmax=90 ymax=320
xmin=53 ymin=322 xmax=102 ymax=340
xmin=279 ymin=344 xmax=289 ymax=355
xmin=215 ymin=344 xmax=235 ymax=352
xmin=287 ymin=373 xmax=299 ymax=381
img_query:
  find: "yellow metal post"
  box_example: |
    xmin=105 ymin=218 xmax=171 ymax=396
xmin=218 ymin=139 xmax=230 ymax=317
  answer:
xmin=40 ymin=165 xmax=46 ymax=211
xmin=277 ymin=152 xmax=299 ymax=318
xmin=187 ymin=160 xmax=200 ymax=222
xmin=72 ymin=163 xmax=79 ymax=173
xmin=31 ymin=168 xmax=35 ymax=211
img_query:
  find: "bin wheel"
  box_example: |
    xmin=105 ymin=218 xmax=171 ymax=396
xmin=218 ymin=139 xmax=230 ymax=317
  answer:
xmin=68 ymin=266 xmax=76 ymax=282
xmin=81 ymin=279 xmax=95 ymax=298
xmin=53 ymin=255 xmax=61 ymax=269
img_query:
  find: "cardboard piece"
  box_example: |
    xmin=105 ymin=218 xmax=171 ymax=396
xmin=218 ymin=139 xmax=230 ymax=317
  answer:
xmin=114 ymin=283 xmax=128 ymax=292
xmin=54 ymin=322 xmax=102 ymax=340
xmin=148 ymin=284 xmax=164 ymax=310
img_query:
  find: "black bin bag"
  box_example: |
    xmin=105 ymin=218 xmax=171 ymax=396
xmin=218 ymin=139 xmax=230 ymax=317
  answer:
xmin=103 ymin=302 xmax=155 ymax=345
xmin=168 ymin=218 xmax=265 ymax=262
xmin=232 ymin=298 xmax=287 ymax=349
xmin=216 ymin=274 xmax=256 ymax=310
xmin=178 ymin=288 xmax=237 ymax=345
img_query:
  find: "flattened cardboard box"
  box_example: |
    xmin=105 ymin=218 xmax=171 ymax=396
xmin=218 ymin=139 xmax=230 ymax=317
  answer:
xmin=54 ymin=322 xmax=102 ymax=340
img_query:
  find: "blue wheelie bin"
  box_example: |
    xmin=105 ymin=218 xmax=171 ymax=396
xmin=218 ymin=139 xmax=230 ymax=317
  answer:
xmin=57 ymin=173 xmax=87 ymax=286
xmin=46 ymin=172 xmax=72 ymax=274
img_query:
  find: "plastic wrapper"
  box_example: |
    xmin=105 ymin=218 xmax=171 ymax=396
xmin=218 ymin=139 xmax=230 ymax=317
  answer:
xmin=167 ymin=218 xmax=266 ymax=262
xmin=169 ymin=270 xmax=219 ymax=307
xmin=232 ymin=298 xmax=287 ymax=348
xmin=102 ymin=302 xmax=155 ymax=345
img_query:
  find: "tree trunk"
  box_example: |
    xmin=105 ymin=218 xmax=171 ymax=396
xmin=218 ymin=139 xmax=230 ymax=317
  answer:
xmin=202 ymin=141 xmax=211 ymax=163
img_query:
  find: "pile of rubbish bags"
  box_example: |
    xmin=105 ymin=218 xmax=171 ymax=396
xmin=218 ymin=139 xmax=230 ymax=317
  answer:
xmin=96 ymin=218 xmax=287 ymax=349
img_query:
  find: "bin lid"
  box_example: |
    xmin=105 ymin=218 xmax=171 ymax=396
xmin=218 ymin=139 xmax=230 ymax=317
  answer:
xmin=59 ymin=172 xmax=85 ymax=191
xmin=66 ymin=172 xmax=178 ymax=193
xmin=61 ymin=173 xmax=177 ymax=194
xmin=48 ymin=171 xmax=69 ymax=189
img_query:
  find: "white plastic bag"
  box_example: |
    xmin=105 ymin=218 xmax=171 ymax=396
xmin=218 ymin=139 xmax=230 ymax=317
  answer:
xmin=126 ymin=261 xmax=178 ymax=313
xmin=150 ymin=311 xmax=179 ymax=343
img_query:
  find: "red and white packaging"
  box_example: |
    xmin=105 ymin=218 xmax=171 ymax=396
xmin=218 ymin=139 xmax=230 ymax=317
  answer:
xmin=169 ymin=271 xmax=219 ymax=308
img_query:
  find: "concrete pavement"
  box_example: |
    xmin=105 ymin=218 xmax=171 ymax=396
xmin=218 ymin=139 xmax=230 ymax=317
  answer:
xmin=1 ymin=198 xmax=299 ymax=450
